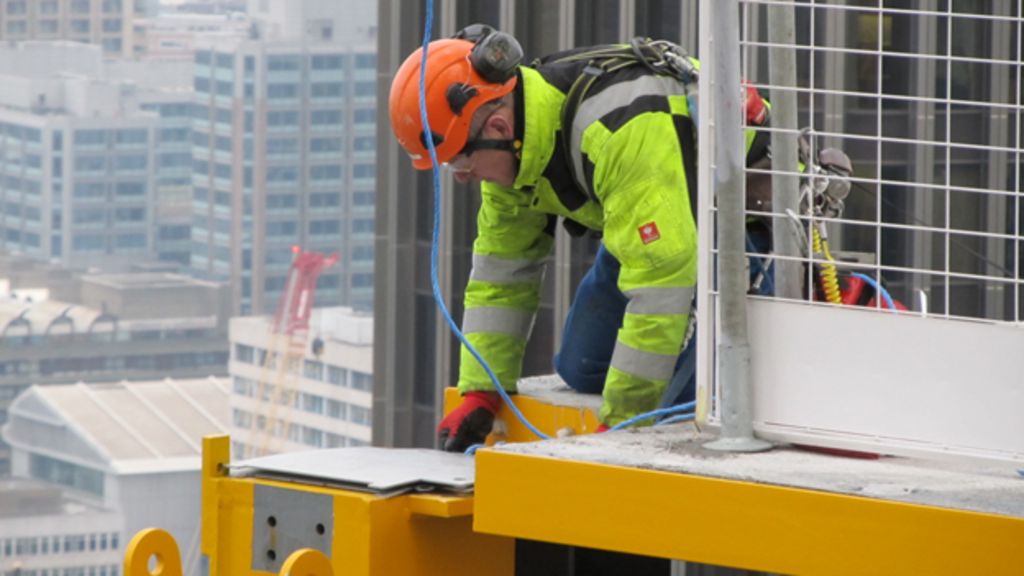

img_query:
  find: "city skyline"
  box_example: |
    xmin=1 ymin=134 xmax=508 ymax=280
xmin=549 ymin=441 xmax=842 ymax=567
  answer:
xmin=0 ymin=2 xmax=378 ymax=574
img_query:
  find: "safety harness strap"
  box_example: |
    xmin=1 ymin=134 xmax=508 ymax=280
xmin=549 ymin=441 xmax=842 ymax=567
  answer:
xmin=551 ymin=38 xmax=700 ymax=210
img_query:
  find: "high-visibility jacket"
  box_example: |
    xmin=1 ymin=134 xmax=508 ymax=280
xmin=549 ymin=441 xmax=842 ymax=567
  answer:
xmin=458 ymin=48 xmax=719 ymax=426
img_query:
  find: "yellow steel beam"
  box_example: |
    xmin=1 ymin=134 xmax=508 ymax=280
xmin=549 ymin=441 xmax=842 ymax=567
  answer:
xmin=201 ymin=435 xmax=234 ymax=576
xmin=443 ymin=387 xmax=600 ymax=444
xmin=198 ymin=435 xmax=513 ymax=576
xmin=474 ymin=450 xmax=1024 ymax=575
xmin=407 ymin=494 xmax=475 ymax=518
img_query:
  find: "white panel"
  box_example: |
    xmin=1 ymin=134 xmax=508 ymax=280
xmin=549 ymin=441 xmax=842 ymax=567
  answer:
xmin=234 ymin=447 xmax=474 ymax=493
xmin=748 ymin=299 xmax=1024 ymax=464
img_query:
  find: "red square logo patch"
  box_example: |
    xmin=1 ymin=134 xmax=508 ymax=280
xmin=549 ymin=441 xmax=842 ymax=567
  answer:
xmin=638 ymin=221 xmax=661 ymax=245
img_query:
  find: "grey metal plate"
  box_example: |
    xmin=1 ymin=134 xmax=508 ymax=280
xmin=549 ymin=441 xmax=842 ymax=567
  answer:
xmin=232 ymin=447 xmax=475 ymax=495
xmin=251 ymin=484 xmax=332 ymax=573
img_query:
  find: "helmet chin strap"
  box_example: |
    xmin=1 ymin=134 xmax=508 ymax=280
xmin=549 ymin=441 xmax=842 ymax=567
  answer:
xmin=460 ymin=138 xmax=521 ymax=157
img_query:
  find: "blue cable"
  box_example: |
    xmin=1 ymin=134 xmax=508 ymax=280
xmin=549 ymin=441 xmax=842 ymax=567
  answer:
xmin=418 ymin=0 xmax=549 ymax=442
xmin=851 ymin=272 xmax=897 ymax=312
xmin=655 ymin=413 xmax=696 ymax=426
xmin=609 ymin=401 xmax=696 ymax=431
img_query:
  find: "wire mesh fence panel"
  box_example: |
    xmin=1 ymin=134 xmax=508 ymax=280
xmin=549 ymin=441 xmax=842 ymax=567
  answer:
xmin=697 ymin=0 xmax=1023 ymax=464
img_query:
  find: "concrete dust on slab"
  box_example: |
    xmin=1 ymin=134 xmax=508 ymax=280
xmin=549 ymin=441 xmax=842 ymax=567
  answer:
xmin=516 ymin=375 xmax=604 ymax=411
xmin=492 ymin=424 xmax=1024 ymax=518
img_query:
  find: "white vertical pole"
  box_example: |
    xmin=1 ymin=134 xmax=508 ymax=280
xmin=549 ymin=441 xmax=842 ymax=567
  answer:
xmin=695 ymin=0 xmax=714 ymax=425
xmin=704 ymin=0 xmax=771 ymax=453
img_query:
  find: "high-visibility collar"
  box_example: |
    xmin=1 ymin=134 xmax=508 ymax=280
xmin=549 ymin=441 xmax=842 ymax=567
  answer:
xmin=512 ymin=66 xmax=564 ymax=191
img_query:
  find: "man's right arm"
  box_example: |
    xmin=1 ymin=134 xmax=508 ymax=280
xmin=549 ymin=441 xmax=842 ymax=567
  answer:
xmin=438 ymin=182 xmax=552 ymax=452
xmin=458 ymin=181 xmax=554 ymax=395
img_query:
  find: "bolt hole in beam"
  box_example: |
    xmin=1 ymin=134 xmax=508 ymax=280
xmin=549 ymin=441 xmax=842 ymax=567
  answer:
xmin=124 ymin=529 xmax=182 ymax=576
xmin=316 ymin=523 xmax=325 ymax=535
xmin=268 ymin=515 xmax=278 ymax=527
xmin=268 ymin=549 xmax=278 ymax=561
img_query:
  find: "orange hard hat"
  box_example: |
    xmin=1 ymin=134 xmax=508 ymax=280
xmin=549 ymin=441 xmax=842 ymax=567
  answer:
xmin=389 ymin=38 xmax=518 ymax=170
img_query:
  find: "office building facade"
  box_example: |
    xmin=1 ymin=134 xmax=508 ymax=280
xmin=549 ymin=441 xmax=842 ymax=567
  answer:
xmin=0 ymin=43 xmax=201 ymax=271
xmin=228 ymin=307 xmax=373 ymax=458
xmin=105 ymin=58 xmax=196 ymax=268
xmin=0 ymin=479 xmax=122 ymax=576
xmin=0 ymin=43 xmax=161 ymax=271
xmin=0 ymin=0 xmax=136 ymax=58
xmin=188 ymin=30 xmax=376 ymax=315
xmin=132 ymin=12 xmax=251 ymax=61
xmin=140 ymin=95 xmax=194 ymax=266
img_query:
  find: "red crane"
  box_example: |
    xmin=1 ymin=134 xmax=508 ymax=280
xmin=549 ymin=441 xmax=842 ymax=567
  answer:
xmin=254 ymin=247 xmax=338 ymax=456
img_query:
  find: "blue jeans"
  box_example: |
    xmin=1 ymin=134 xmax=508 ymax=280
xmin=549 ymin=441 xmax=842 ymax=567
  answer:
xmin=553 ymin=246 xmax=696 ymax=410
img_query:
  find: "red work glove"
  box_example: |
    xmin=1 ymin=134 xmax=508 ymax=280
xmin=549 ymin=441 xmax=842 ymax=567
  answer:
xmin=595 ymin=424 xmax=610 ymax=433
xmin=744 ymin=84 xmax=769 ymax=126
xmin=437 ymin=391 xmax=501 ymax=452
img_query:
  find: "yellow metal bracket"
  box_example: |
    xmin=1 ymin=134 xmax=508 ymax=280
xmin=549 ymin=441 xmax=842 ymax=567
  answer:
xmin=407 ymin=493 xmax=474 ymax=518
xmin=280 ymin=549 xmax=334 ymax=576
xmin=197 ymin=434 xmax=513 ymax=575
xmin=124 ymin=528 xmax=183 ymax=576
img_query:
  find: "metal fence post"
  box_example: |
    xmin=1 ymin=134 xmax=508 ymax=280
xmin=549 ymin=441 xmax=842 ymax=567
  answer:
xmin=704 ymin=0 xmax=772 ymax=453
xmin=768 ymin=0 xmax=804 ymax=300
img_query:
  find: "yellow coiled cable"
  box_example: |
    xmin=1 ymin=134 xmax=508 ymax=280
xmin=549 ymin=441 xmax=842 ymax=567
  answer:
xmin=812 ymin=224 xmax=842 ymax=304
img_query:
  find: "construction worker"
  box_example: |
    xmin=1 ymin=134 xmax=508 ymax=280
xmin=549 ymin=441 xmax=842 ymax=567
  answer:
xmin=389 ymin=25 xmax=767 ymax=452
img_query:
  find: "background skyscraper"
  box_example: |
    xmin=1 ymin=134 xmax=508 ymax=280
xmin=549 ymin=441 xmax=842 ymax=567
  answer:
xmin=189 ymin=0 xmax=377 ymax=315
xmin=0 ymin=0 xmax=137 ymax=58
xmin=0 ymin=43 xmax=167 ymax=271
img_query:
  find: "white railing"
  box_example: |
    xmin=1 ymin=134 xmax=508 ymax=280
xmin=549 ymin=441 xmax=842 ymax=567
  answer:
xmin=698 ymin=0 xmax=1024 ymax=464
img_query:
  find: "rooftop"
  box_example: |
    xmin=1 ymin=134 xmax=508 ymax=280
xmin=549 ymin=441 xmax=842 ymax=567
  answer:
xmin=82 ymin=273 xmax=220 ymax=291
xmin=0 ymin=297 xmax=105 ymax=336
xmin=8 ymin=377 xmax=230 ymax=473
